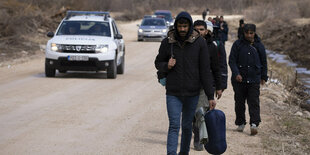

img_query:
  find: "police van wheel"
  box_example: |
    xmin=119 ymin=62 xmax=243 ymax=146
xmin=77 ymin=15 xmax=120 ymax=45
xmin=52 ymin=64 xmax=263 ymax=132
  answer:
xmin=107 ymin=59 xmax=117 ymax=79
xmin=45 ymin=64 xmax=55 ymax=77
xmin=117 ymin=56 xmax=125 ymax=74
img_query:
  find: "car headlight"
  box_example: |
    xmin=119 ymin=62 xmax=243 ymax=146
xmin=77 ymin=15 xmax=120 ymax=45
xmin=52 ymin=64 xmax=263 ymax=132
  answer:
xmin=162 ymin=29 xmax=167 ymax=33
xmin=138 ymin=29 xmax=143 ymax=33
xmin=51 ymin=43 xmax=62 ymax=52
xmin=96 ymin=45 xmax=109 ymax=53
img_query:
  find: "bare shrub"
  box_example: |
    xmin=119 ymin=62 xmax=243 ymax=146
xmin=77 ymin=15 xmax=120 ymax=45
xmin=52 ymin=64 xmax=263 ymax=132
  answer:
xmin=116 ymin=6 xmax=152 ymax=21
xmin=244 ymin=4 xmax=271 ymax=23
xmin=0 ymin=9 xmax=11 ymax=37
xmin=244 ymin=1 xmax=300 ymax=23
xmin=297 ymin=0 xmax=310 ymax=18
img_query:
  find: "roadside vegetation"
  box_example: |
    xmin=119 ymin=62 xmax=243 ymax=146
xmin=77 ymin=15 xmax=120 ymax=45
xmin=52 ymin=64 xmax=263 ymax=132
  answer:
xmin=1 ymin=0 xmax=309 ymax=63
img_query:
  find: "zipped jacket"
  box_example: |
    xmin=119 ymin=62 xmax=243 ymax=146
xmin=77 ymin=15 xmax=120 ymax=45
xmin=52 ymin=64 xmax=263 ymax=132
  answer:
xmin=205 ymin=35 xmax=221 ymax=91
xmin=229 ymin=35 xmax=268 ymax=84
xmin=154 ymin=12 xmax=214 ymax=99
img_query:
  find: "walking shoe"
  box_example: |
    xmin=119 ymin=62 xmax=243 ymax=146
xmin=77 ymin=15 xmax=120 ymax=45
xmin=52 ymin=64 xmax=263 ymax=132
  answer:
xmin=193 ymin=141 xmax=204 ymax=151
xmin=250 ymin=124 xmax=258 ymax=135
xmin=236 ymin=124 xmax=245 ymax=132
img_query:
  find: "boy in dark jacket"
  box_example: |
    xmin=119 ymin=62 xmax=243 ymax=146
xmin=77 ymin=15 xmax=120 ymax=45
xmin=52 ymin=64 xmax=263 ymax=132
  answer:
xmin=155 ymin=12 xmax=215 ymax=155
xmin=229 ymin=24 xmax=268 ymax=136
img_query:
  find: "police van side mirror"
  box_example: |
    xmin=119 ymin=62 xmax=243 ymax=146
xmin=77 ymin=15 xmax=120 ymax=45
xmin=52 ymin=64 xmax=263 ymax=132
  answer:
xmin=47 ymin=32 xmax=54 ymax=38
xmin=115 ymin=34 xmax=123 ymax=39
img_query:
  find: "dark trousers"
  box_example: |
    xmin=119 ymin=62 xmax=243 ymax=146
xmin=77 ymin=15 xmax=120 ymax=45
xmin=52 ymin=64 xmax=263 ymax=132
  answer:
xmin=232 ymin=82 xmax=261 ymax=126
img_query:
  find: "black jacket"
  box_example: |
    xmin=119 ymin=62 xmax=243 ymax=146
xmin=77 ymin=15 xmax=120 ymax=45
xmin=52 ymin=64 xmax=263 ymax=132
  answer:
xmin=155 ymin=12 xmax=214 ymax=99
xmin=205 ymin=34 xmax=221 ymax=91
xmin=214 ymin=39 xmax=228 ymax=89
xmin=237 ymin=27 xmax=244 ymax=40
xmin=229 ymin=34 xmax=268 ymax=84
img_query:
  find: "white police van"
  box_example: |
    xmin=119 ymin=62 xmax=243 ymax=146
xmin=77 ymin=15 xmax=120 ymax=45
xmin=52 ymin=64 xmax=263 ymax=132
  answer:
xmin=45 ymin=11 xmax=125 ymax=79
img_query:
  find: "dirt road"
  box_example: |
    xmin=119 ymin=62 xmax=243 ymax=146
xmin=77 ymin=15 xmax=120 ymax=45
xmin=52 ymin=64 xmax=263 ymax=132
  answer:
xmin=0 ymin=16 xmax=268 ymax=154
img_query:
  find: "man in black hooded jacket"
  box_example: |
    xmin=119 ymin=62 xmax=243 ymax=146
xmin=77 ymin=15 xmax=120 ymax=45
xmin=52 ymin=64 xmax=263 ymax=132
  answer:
xmin=155 ymin=11 xmax=215 ymax=155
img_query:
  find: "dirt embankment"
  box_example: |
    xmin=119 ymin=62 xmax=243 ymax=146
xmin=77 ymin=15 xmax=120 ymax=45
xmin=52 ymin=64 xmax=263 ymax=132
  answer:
xmin=258 ymin=20 xmax=310 ymax=154
xmin=260 ymin=20 xmax=310 ymax=69
xmin=0 ymin=2 xmax=64 ymax=64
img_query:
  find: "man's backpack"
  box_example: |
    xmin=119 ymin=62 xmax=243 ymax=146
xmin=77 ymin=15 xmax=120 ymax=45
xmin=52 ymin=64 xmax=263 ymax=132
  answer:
xmin=156 ymin=43 xmax=174 ymax=81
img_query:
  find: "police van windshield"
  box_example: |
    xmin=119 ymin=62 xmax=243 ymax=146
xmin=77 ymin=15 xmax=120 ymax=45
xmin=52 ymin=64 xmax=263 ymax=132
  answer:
xmin=57 ymin=21 xmax=111 ymax=37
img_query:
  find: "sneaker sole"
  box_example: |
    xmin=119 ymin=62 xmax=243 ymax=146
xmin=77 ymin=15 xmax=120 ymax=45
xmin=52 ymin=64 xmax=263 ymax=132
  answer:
xmin=194 ymin=147 xmax=204 ymax=151
xmin=250 ymin=128 xmax=258 ymax=135
xmin=194 ymin=145 xmax=204 ymax=151
xmin=236 ymin=129 xmax=244 ymax=132
xmin=236 ymin=125 xmax=245 ymax=132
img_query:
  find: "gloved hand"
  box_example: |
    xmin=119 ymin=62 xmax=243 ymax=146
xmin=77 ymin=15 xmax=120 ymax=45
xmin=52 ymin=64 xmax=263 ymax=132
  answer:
xmin=159 ymin=78 xmax=166 ymax=86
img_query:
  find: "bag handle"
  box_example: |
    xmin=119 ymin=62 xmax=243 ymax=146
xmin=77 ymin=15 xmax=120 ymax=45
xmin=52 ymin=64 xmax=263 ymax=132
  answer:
xmin=170 ymin=43 xmax=174 ymax=58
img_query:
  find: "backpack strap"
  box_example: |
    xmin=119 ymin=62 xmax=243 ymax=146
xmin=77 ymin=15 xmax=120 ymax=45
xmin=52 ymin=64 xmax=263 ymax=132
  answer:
xmin=170 ymin=43 xmax=174 ymax=58
xmin=213 ymin=41 xmax=218 ymax=47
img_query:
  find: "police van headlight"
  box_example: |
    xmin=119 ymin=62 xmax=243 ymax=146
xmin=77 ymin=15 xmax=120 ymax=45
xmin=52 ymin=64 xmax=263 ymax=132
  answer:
xmin=162 ymin=29 xmax=167 ymax=33
xmin=138 ymin=29 xmax=143 ymax=33
xmin=96 ymin=45 xmax=109 ymax=53
xmin=51 ymin=43 xmax=61 ymax=52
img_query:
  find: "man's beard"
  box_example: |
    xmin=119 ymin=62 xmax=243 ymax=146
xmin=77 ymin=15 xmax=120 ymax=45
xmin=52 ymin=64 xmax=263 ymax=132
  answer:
xmin=179 ymin=31 xmax=187 ymax=36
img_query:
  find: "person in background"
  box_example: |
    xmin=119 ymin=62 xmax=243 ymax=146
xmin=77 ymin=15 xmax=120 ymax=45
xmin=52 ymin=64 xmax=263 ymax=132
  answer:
xmin=217 ymin=16 xmax=229 ymax=45
xmin=202 ymin=10 xmax=207 ymax=21
xmin=215 ymin=16 xmax=220 ymax=22
xmin=91 ymin=24 xmax=103 ymax=35
xmin=67 ymin=23 xmax=80 ymax=35
xmin=238 ymin=19 xmax=245 ymax=39
xmin=155 ymin=12 xmax=216 ymax=155
xmin=208 ymin=17 xmax=213 ymax=22
xmin=209 ymin=21 xmax=228 ymax=93
xmin=229 ymin=24 xmax=268 ymax=136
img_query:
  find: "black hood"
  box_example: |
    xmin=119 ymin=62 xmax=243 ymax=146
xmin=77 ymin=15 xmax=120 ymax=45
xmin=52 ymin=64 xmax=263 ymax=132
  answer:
xmin=205 ymin=33 xmax=214 ymax=43
xmin=173 ymin=11 xmax=193 ymax=41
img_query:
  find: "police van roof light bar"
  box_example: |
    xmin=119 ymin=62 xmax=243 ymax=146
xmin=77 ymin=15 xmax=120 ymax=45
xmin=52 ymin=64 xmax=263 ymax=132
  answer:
xmin=66 ymin=11 xmax=110 ymax=20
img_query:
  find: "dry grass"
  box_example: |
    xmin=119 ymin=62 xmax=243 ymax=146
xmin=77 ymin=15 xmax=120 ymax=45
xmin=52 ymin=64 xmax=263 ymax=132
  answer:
xmin=260 ymin=66 xmax=310 ymax=154
xmin=244 ymin=0 xmax=310 ymax=23
xmin=1 ymin=0 xmax=310 ymax=67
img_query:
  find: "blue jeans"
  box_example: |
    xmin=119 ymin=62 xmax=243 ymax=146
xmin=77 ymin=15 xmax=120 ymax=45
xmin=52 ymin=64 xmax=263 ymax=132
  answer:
xmin=166 ymin=95 xmax=199 ymax=155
